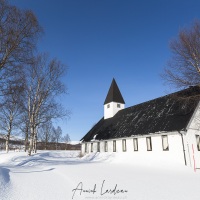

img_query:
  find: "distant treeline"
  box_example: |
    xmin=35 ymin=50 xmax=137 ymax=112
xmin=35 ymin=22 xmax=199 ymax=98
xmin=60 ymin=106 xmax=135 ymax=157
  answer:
xmin=0 ymin=138 xmax=23 ymax=151
xmin=0 ymin=138 xmax=81 ymax=151
xmin=37 ymin=142 xmax=81 ymax=151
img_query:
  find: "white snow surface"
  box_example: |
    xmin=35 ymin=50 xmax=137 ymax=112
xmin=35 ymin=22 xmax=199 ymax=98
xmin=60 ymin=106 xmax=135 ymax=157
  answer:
xmin=0 ymin=150 xmax=200 ymax=200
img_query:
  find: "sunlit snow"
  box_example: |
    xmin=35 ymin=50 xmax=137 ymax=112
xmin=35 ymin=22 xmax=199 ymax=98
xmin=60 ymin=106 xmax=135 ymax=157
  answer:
xmin=0 ymin=150 xmax=200 ymax=200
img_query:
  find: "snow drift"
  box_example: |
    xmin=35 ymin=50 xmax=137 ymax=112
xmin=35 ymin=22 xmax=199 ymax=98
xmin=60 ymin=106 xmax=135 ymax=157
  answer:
xmin=0 ymin=150 xmax=200 ymax=200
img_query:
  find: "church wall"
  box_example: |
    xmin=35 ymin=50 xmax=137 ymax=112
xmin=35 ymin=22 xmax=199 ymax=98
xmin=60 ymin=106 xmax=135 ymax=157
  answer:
xmin=123 ymin=134 xmax=184 ymax=165
xmin=107 ymin=140 xmax=113 ymax=152
xmin=184 ymin=103 xmax=200 ymax=170
xmin=81 ymin=132 xmax=186 ymax=165
xmin=184 ymin=129 xmax=200 ymax=170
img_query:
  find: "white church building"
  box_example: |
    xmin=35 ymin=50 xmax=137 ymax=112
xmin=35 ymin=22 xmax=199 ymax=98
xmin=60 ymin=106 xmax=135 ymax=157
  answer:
xmin=81 ymin=79 xmax=200 ymax=170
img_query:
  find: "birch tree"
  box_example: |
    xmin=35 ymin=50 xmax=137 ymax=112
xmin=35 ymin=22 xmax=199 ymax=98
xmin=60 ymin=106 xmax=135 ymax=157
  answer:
xmin=62 ymin=133 xmax=71 ymax=150
xmin=0 ymin=0 xmax=42 ymax=94
xmin=53 ymin=126 xmax=62 ymax=150
xmin=38 ymin=121 xmax=54 ymax=150
xmin=19 ymin=113 xmax=30 ymax=152
xmin=22 ymin=54 xmax=68 ymax=155
xmin=162 ymin=20 xmax=200 ymax=100
xmin=0 ymin=84 xmax=22 ymax=152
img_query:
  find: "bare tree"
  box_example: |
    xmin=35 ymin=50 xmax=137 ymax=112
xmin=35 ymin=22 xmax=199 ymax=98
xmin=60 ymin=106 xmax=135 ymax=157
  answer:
xmin=21 ymin=54 xmax=69 ymax=155
xmin=162 ymin=20 xmax=200 ymax=99
xmin=0 ymin=1 xmax=69 ymax=155
xmin=38 ymin=121 xmax=54 ymax=150
xmin=53 ymin=126 xmax=62 ymax=150
xmin=0 ymin=84 xmax=23 ymax=153
xmin=62 ymin=133 xmax=71 ymax=150
xmin=18 ymin=112 xmax=30 ymax=152
xmin=0 ymin=1 xmax=42 ymax=151
xmin=0 ymin=0 xmax=42 ymax=94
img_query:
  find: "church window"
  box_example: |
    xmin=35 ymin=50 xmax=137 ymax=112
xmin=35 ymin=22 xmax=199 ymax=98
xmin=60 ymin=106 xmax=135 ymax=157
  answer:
xmin=85 ymin=143 xmax=87 ymax=152
xmin=91 ymin=143 xmax=93 ymax=152
xmin=117 ymin=104 xmax=121 ymax=108
xmin=104 ymin=141 xmax=108 ymax=152
xmin=162 ymin=135 xmax=169 ymax=151
xmin=133 ymin=138 xmax=138 ymax=151
xmin=122 ymin=139 xmax=126 ymax=152
xmin=107 ymin=104 xmax=110 ymax=108
xmin=113 ymin=140 xmax=116 ymax=152
xmin=196 ymin=135 xmax=200 ymax=151
xmin=146 ymin=137 xmax=152 ymax=151
xmin=97 ymin=142 xmax=100 ymax=152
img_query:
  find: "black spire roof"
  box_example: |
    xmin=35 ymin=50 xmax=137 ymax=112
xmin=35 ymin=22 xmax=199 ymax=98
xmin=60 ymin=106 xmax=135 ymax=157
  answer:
xmin=81 ymin=86 xmax=200 ymax=142
xmin=104 ymin=78 xmax=125 ymax=105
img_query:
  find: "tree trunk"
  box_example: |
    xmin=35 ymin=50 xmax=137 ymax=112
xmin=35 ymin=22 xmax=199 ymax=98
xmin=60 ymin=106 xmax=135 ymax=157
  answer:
xmin=6 ymin=131 xmax=11 ymax=153
xmin=56 ymin=141 xmax=58 ymax=150
xmin=24 ymin=140 xmax=28 ymax=152
xmin=45 ymin=140 xmax=47 ymax=150
xmin=32 ymin=135 xmax=35 ymax=153
xmin=28 ymin=136 xmax=33 ymax=156
xmin=45 ymin=133 xmax=47 ymax=150
xmin=34 ymin=134 xmax=37 ymax=153
xmin=24 ymin=124 xmax=29 ymax=152
xmin=6 ymin=138 xmax=9 ymax=153
xmin=24 ymin=135 xmax=28 ymax=152
xmin=28 ymin=126 xmax=34 ymax=156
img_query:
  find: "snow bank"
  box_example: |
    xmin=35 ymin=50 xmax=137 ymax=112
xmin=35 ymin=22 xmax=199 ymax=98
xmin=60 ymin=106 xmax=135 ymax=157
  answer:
xmin=39 ymin=150 xmax=80 ymax=158
xmin=0 ymin=166 xmax=10 ymax=200
xmin=0 ymin=150 xmax=200 ymax=200
xmin=0 ymin=167 xmax=10 ymax=186
xmin=81 ymin=152 xmax=116 ymax=162
xmin=82 ymin=152 xmax=195 ymax=173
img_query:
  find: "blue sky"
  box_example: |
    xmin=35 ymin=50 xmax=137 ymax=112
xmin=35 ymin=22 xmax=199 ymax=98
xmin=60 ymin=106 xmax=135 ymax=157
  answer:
xmin=10 ymin=0 xmax=200 ymax=141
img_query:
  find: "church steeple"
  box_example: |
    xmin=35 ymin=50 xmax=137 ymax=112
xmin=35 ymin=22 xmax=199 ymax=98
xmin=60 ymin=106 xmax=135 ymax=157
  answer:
xmin=104 ymin=78 xmax=125 ymax=105
xmin=104 ymin=78 xmax=125 ymax=119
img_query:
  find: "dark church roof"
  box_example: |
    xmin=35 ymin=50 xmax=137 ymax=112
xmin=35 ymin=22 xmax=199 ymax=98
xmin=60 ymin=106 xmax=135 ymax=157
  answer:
xmin=104 ymin=78 xmax=125 ymax=105
xmin=81 ymin=86 xmax=200 ymax=142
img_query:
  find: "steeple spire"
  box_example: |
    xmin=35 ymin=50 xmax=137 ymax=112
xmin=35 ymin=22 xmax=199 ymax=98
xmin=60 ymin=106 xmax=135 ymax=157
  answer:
xmin=104 ymin=78 xmax=125 ymax=105
xmin=104 ymin=78 xmax=125 ymax=119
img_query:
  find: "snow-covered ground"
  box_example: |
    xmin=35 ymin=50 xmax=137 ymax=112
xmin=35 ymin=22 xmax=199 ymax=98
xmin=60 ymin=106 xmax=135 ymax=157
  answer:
xmin=0 ymin=150 xmax=200 ymax=200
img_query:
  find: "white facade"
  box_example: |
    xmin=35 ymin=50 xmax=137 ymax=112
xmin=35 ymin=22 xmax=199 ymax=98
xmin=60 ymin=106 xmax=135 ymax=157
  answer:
xmin=104 ymin=102 xmax=125 ymax=119
xmin=82 ymin=133 xmax=187 ymax=165
xmin=183 ymin=102 xmax=200 ymax=169
xmin=81 ymin=128 xmax=200 ymax=170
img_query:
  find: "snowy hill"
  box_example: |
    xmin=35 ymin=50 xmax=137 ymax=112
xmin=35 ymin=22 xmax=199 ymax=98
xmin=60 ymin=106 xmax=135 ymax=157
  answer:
xmin=0 ymin=151 xmax=200 ymax=200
